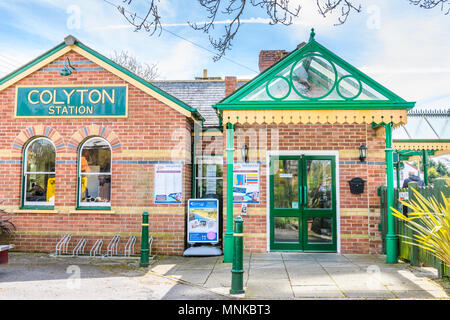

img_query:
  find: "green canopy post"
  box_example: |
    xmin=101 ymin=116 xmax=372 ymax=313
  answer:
xmin=422 ymin=149 xmax=429 ymax=186
xmin=224 ymin=123 xmax=235 ymax=263
xmin=385 ymin=123 xmax=398 ymax=264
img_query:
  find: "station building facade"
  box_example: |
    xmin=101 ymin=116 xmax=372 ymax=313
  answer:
xmin=0 ymin=33 xmax=414 ymax=256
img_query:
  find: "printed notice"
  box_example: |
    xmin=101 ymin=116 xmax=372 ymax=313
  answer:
xmin=154 ymin=163 xmax=182 ymax=203
xmin=233 ymin=163 xmax=260 ymax=204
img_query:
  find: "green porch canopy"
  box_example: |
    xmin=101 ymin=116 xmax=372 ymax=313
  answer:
xmin=214 ymin=29 xmax=414 ymax=125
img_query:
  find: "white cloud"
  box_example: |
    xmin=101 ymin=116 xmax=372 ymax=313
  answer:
xmin=155 ymin=41 xmax=207 ymax=79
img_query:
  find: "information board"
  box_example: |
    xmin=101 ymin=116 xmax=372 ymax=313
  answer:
xmin=187 ymin=199 xmax=219 ymax=244
xmin=154 ymin=163 xmax=182 ymax=203
xmin=233 ymin=163 xmax=260 ymax=203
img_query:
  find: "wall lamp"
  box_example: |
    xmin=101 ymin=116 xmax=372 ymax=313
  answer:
xmin=359 ymin=144 xmax=368 ymax=163
xmin=241 ymin=144 xmax=249 ymax=163
xmin=60 ymin=57 xmax=75 ymax=76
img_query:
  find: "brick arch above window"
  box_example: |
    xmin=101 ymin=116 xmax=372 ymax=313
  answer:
xmin=12 ymin=125 xmax=65 ymax=153
xmin=67 ymin=125 xmax=122 ymax=153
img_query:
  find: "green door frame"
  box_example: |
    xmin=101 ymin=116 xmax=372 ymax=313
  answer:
xmin=268 ymin=153 xmax=338 ymax=252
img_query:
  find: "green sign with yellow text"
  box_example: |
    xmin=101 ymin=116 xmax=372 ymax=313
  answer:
xmin=16 ymin=85 xmax=128 ymax=118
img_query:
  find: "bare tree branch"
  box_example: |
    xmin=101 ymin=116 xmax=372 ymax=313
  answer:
xmin=408 ymin=0 xmax=450 ymax=15
xmin=113 ymin=0 xmax=364 ymax=61
xmin=316 ymin=0 xmax=362 ymax=25
xmin=110 ymin=50 xmax=159 ymax=80
xmin=117 ymin=0 xmax=162 ymax=36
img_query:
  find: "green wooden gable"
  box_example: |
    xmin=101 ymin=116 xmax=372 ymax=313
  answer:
xmin=215 ymin=29 xmax=415 ymax=111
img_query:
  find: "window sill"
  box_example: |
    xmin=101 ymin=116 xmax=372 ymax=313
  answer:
xmin=14 ymin=208 xmax=59 ymax=214
xmin=69 ymin=209 xmax=116 ymax=214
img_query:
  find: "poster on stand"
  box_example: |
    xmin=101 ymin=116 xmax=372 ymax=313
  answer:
xmin=233 ymin=163 xmax=260 ymax=203
xmin=187 ymin=199 xmax=219 ymax=244
xmin=154 ymin=163 xmax=182 ymax=203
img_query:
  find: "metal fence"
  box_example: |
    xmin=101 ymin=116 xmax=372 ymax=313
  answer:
xmin=378 ymin=178 xmax=449 ymax=278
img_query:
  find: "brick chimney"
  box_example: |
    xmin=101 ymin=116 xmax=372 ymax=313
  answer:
xmin=258 ymin=50 xmax=288 ymax=73
xmin=225 ymin=76 xmax=237 ymax=97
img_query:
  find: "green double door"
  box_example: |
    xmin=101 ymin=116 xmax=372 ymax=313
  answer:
xmin=269 ymin=155 xmax=337 ymax=252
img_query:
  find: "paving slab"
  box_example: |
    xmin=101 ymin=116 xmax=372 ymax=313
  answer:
xmin=341 ymin=289 xmax=395 ymax=299
xmin=281 ymin=253 xmax=317 ymax=261
xmin=292 ymin=285 xmax=345 ymax=298
xmin=392 ymin=290 xmax=448 ymax=299
xmin=245 ymin=280 xmax=294 ymax=299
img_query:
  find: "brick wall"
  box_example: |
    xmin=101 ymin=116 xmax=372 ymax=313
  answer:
xmin=222 ymin=123 xmax=386 ymax=254
xmin=0 ymin=50 xmax=193 ymax=255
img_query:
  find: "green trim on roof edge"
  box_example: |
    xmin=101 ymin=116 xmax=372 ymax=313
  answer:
xmin=215 ymin=38 xmax=414 ymax=111
xmin=0 ymin=38 xmax=204 ymax=122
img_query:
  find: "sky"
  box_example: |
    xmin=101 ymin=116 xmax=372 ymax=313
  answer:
xmin=0 ymin=0 xmax=450 ymax=109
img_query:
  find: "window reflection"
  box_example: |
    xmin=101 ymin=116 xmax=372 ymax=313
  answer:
xmin=24 ymin=138 xmax=56 ymax=206
xmin=274 ymin=217 xmax=299 ymax=242
xmin=306 ymin=160 xmax=332 ymax=209
xmin=307 ymin=218 xmax=332 ymax=243
xmin=79 ymin=138 xmax=111 ymax=206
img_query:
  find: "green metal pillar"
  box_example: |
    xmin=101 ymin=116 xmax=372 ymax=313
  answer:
xmin=396 ymin=161 xmax=401 ymax=190
xmin=224 ymin=123 xmax=235 ymax=263
xmin=422 ymin=149 xmax=429 ymax=186
xmin=385 ymin=123 xmax=398 ymax=264
xmin=230 ymin=216 xmax=245 ymax=295
xmin=140 ymin=211 xmax=149 ymax=267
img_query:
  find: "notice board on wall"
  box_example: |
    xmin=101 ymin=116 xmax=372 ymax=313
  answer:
xmin=233 ymin=163 xmax=260 ymax=204
xmin=187 ymin=199 xmax=219 ymax=244
xmin=154 ymin=163 xmax=182 ymax=203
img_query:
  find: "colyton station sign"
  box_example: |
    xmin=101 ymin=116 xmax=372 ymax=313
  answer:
xmin=15 ymin=85 xmax=128 ymax=118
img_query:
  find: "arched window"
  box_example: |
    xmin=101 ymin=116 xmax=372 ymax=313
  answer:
xmin=78 ymin=137 xmax=112 ymax=208
xmin=23 ymin=137 xmax=56 ymax=208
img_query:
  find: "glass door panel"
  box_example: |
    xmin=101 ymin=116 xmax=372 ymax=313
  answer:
xmin=302 ymin=155 xmax=337 ymax=251
xmin=270 ymin=156 xmax=302 ymax=251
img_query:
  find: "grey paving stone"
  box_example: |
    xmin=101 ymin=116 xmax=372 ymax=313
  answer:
xmin=292 ymin=285 xmax=345 ymax=298
xmin=251 ymin=252 xmax=282 ymax=260
xmin=341 ymin=289 xmax=395 ymax=298
xmin=281 ymin=253 xmax=317 ymax=261
xmin=392 ymin=290 xmax=448 ymax=299
xmin=245 ymin=280 xmax=294 ymax=299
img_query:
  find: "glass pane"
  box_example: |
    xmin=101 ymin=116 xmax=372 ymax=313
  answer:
xmin=26 ymin=139 xmax=55 ymax=173
xmin=307 ymin=218 xmax=333 ymax=243
xmin=25 ymin=173 xmax=55 ymax=204
xmin=81 ymin=138 xmax=111 ymax=173
xmin=267 ymin=76 xmax=290 ymax=99
xmin=196 ymin=178 xmax=223 ymax=198
xmin=273 ymin=159 xmax=299 ymax=209
xmin=306 ymin=160 xmax=332 ymax=209
xmin=291 ymin=55 xmax=336 ymax=99
xmin=274 ymin=217 xmax=299 ymax=242
xmin=80 ymin=174 xmax=111 ymax=204
xmin=197 ymin=164 xmax=223 ymax=178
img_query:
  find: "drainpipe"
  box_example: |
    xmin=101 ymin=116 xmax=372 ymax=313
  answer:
xmin=224 ymin=122 xmax=235 ymax=263
xmin=191 ymin=121 xmax=201 ymax=198
xmin=385 ymin=122 xmax=398 ymax=264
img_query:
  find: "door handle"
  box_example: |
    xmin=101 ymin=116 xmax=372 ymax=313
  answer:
xmin=303 ymin=185 xmax=307 ymax=206
xmin=299 ymin=186 xmax=302 ymax=206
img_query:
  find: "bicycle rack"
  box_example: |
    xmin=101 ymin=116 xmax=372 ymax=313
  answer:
xmin=90 ymin=239 xmax=103 ymax=257
xmin=149 ymin=236 xmax=153 ymax=255
xmin=124 ymin=236 xmax=136 ymax=257
xmin=72 ymin=238 xmax=87 ymax=256
xmin=106 ymin=235 xmax=120 ymax=257
xmin=55 ymin=234 xmax=71 ymax=256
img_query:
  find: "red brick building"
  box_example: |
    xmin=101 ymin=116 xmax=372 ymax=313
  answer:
xmin=0 ymin=33 xmax=414 ymax=257
xmin=0 ymin=35 xmax=203 ymax=255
